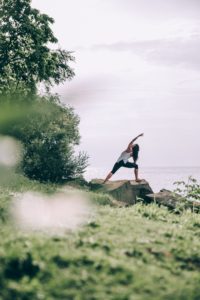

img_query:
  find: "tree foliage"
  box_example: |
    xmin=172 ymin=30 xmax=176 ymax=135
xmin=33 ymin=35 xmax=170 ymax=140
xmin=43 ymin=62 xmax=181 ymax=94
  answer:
xmin=0 ymin=0 xmax=75 ymax=95
xmin=0 ymin=94 xmax=88 ymax=182
xmin=20 ymin=96 xmax=88 ymax=182
xmin=0 ymin=0 xmax=88 ymax=182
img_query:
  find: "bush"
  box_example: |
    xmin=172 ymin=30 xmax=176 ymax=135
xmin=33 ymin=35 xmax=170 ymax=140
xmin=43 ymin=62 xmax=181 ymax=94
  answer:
xmin=22 ymin=95 xmax=88 ymax=182
xmin=173 ymin=176 xmax=200 ymax=202
xmin=0 ymin=94 xmax=88 ymax=183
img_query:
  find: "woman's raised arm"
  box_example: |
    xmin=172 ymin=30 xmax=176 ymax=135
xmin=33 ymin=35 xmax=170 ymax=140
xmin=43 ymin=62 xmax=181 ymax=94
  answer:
xmin=127 ymin=133 xmax=144 ymax=150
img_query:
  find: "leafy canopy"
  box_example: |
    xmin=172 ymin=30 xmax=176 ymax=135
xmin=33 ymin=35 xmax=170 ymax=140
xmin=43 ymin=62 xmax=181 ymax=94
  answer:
xmin=0 ymin=0 xmax=75 ymax=95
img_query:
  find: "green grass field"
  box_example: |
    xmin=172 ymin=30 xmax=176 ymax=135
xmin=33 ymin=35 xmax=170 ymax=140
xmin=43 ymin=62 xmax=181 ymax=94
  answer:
xmin=1 ymin=172 xmax=200 ymax=300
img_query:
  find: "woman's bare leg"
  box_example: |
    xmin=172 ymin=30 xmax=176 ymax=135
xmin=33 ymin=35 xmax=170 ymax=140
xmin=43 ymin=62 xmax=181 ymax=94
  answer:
xmin=103 ymin=172 xmax=113 ymax=183
xmin=134 ymin=168 xmax=142 ymax=182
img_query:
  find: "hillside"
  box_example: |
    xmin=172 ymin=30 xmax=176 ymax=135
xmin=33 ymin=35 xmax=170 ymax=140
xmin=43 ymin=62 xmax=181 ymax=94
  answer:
xmin=1 ymin=174 xmax=200 ymax=300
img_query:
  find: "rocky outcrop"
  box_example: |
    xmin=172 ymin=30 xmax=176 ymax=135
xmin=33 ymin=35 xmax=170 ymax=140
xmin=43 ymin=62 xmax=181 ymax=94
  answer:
xmin=89 ymin=180 xmax=200 ymax=211
xmin=89 ymin=179 xmax=153 ymax=204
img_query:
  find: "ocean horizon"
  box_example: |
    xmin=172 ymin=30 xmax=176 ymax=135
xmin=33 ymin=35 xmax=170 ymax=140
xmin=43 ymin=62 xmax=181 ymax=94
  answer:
xmin=84 ymin=166 xmax=200 ymax=193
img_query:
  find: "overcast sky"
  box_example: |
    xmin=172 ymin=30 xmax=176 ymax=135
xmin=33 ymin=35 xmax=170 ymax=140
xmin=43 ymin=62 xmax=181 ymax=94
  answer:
xmin=32 ymin=0 xmax=200 ymax=172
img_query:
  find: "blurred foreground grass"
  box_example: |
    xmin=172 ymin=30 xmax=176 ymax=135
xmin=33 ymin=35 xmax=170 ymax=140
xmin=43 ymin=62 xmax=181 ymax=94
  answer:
xmin=1 ymin=173 xmax=200 ymax=299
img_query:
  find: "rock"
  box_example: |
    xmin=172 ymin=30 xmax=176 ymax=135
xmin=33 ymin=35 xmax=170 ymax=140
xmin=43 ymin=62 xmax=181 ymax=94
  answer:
xmin=146 ymin=189 xmax=200 ymax=211
xmin=145 ymin=189 xmax=184 ymax=209
xmin=89 ymin=179 xmax=153 ymax=204
xmin=89 ymin=180 xmax=200 ymax=211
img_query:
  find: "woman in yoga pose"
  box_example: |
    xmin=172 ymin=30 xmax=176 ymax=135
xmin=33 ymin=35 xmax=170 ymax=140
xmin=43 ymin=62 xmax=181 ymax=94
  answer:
xmin=103 ymin=133 xmax=144 ymax=183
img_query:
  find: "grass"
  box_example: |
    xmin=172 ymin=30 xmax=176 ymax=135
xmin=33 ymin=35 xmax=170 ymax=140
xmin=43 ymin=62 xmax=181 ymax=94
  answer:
xmin=1 ymin=171 xmax=200 ymax=299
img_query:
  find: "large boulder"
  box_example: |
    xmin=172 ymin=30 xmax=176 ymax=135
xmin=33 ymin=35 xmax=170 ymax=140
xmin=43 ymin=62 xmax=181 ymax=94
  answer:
xmin=89 ymin=179 xmax=153 ymax=204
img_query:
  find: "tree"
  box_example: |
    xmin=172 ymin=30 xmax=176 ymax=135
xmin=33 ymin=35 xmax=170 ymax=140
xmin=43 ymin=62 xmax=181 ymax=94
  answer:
xmin=0 ymin=0 xmax=88 ymax=182
xmin=0 ymin=94 xmax=89 ymax=182
xmin=0 ymin=0 xmax=74 ymax=95
xmin=20 ymin=95 xmax=88 ymax=182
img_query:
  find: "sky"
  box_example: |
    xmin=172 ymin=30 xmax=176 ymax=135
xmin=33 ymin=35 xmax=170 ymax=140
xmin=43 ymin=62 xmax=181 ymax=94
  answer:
xmin=32 ymin=0 xmax=200 ymax=173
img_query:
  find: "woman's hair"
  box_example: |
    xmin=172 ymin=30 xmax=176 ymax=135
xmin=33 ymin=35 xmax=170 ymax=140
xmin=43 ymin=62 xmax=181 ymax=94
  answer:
xmin=132 ymin=144 xmax=139 ymax=162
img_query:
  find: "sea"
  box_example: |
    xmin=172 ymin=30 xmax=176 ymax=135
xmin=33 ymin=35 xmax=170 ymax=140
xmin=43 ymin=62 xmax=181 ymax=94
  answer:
xmin=84 ymin=166 xmax=200 ymax=193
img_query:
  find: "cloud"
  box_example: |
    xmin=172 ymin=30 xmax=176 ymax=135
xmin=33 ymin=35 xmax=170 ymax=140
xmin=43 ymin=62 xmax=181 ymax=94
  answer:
xmin=111 ymin=0 xmax=200 ymax=20
xmin=92 ymin=35 xmax=200 ymax=70
xmin=55 ymin=72 xmax=120 ymax=106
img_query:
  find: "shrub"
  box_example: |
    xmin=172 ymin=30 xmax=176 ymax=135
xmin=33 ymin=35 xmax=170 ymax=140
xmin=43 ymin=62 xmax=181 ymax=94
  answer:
xmin=173 ymin=176 xmax=200 ymax=202
xmin=0 ymin=94 xmax=88 ymax=183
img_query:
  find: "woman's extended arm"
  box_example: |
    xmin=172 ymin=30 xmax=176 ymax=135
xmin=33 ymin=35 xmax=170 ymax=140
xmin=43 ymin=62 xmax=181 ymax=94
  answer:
xmin=127 ymin=133 xmax=144 ymax=150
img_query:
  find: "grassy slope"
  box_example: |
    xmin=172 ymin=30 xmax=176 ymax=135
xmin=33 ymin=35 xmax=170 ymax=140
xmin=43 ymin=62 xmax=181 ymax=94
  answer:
xmin=1 ymin=174 xmax=200 ymax=300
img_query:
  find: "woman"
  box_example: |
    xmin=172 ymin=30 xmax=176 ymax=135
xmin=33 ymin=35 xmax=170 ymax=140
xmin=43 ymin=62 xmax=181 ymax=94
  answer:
xmin=103 ymin=133 xmax=144 ymax=183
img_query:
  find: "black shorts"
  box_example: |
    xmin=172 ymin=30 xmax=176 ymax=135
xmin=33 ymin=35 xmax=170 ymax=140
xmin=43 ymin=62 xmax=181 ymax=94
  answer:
xmin=111 ymin=160 xmax=138 ymax=174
